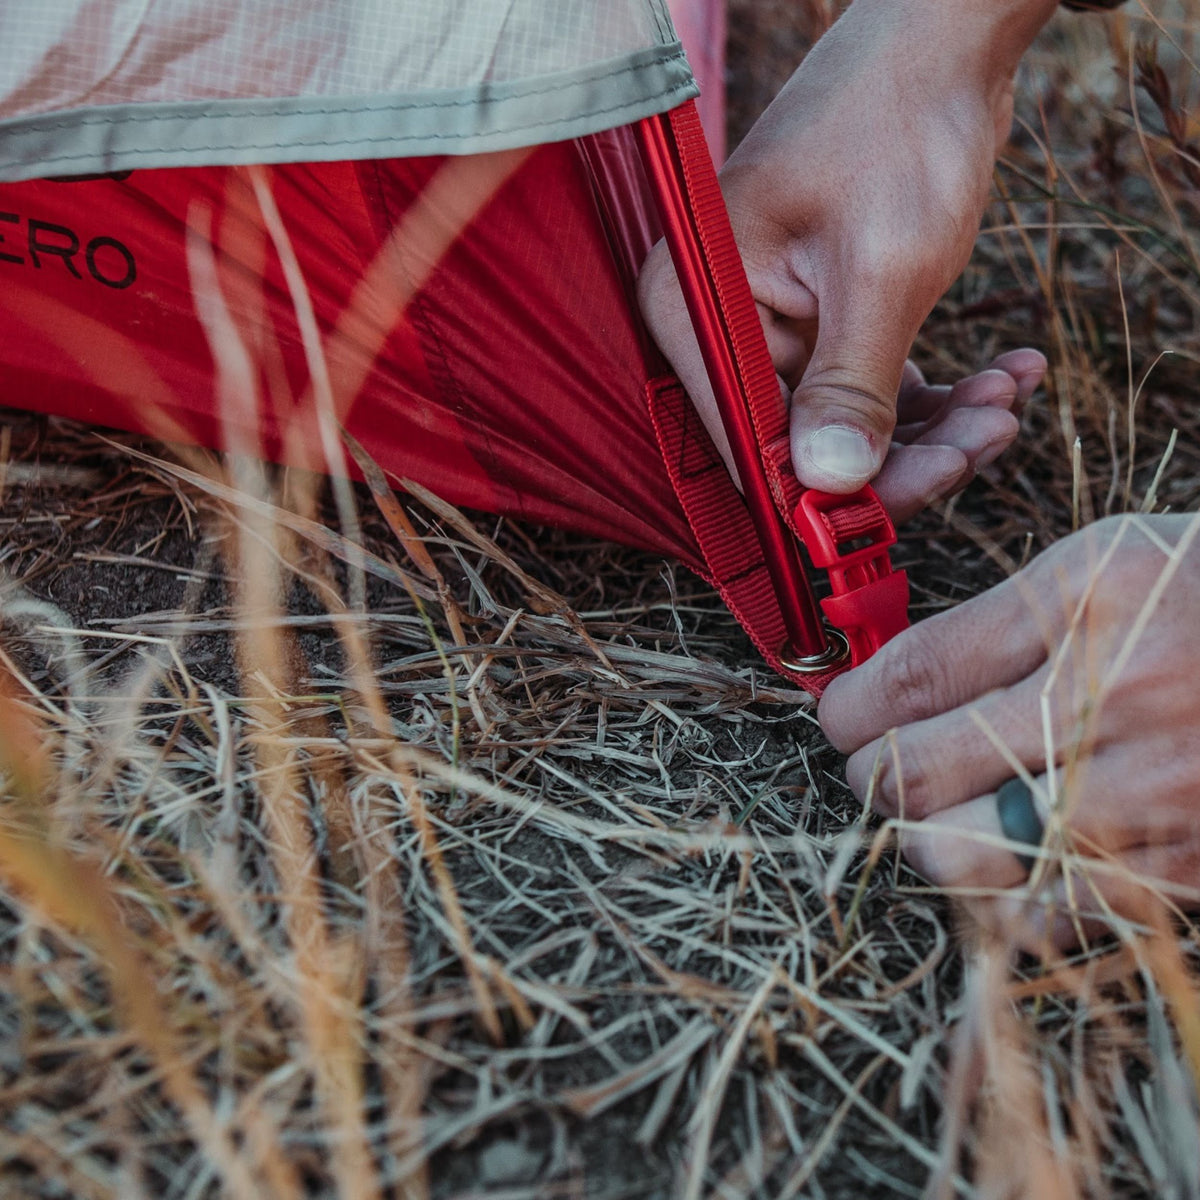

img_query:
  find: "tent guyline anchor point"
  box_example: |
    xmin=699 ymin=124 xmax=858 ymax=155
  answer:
xmin=778 ymin=626 xmax=851 ymax=676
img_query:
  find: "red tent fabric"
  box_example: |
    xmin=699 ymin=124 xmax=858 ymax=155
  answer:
xmin=0 ymin=3 xmax=906 ymax=691
xmin=0 ymin=0 xmax=725 ymax=558
xmin=0 ymin=140 xmax=696 ymax=557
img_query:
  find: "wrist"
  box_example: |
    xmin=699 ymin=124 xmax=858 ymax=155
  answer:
xmin=848 ymin=0 xmax=1057 ymax=86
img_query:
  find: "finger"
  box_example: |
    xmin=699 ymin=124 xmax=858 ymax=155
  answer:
xmin=940 ymin=367 xmax=1020 ymax=413
xmin=986 ymin=347 xmax=1047 ymax=410
xmin=895 ymin=354 xmax=1042 ymax=437
xmin=898 ymin=741 xmax=1200 ymax=891
xmin=870 ymin=444 xmax=971 ymax=525
xmin=873 ymin=405 xmax=1020 ymax=517
xmin=849 ymin=657 xmax=1065 ymax=816
xmin=909 ymin=403 xmax=1019 ymax=462
xmin=966 ymin=837 xmax=1200 ymax=952
xmin=899 ymin=768 xmax=1072 ymax=896
xmin=895 ymin=369 xmax=1018 ymax=438
xmin=900 ymin=788 xmax=1044 ymax=892
xmin=843 ymin=663 xmax=1052 ymax=818
xmin=789 ymin=284 xmax=920 ymax=492
xmin=818 ymin=569 xmax=1056 ymax=754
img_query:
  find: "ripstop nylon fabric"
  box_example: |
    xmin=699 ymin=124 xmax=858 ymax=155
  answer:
xmin=0 ymin=1 xmax=877 ymax=692
xmin=0 ymin=137 xmax=700 ymax=558
xmin=0 ymin=0 xmax=695 ymax=178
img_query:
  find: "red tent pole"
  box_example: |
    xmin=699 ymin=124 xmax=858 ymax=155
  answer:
xmin=635 ymin=107 xmax=834 ymax=664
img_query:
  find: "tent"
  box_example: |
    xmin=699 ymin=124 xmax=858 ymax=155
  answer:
xmin=0 ymin=0 xmax=906 ymax=694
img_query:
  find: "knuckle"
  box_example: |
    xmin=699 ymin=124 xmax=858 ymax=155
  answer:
xmin=1105 ymin=539 xmax=1159 ymax=590
xmin=803 ymin=366 xmax=897 ymax=419
xmin=876 ymin=630 xmax=949 ymax=722
xmin=848 ymin=231 xmax=929 ymax=288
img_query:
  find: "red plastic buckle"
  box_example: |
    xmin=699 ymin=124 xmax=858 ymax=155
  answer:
xmin=792 ymin=486 xmax=910 ymax=666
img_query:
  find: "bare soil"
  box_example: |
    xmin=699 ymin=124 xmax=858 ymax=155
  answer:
xmin=4 ymin=4 xmax=1200 ymax=1199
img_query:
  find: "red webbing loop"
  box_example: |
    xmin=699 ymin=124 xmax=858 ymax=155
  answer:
xmin=646 ymin=377 xmax=848 ymax=696
xmin=636 ymin=102 xmax=910 ymax=691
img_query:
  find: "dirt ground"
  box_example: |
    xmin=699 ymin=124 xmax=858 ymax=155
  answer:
xmin=4 ymin=4 xmax=1200 ymax=1199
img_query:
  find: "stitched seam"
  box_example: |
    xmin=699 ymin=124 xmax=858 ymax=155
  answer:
xmin=3 ymin=52 xmax=686 ymax=134
xmin=647 ymin=0 xmax=673 ymax=43
xmin=3 ymin=84 xmax=695 ymax=167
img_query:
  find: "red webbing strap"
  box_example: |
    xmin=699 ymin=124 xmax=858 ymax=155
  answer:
xmin=639 ymin=102 xmax=909 ymax=692
xmin=821 ymin=500 xmax=890 ymax=542
xmin=646 ymin=377 xmax=846 ymax=696
xmin=665 ymin=108 xmax=790 ymax=479
xmin=664 ymin=105 xmax=810 ymax=530
xmin=636 ymin=105 xmax=828 ymax=661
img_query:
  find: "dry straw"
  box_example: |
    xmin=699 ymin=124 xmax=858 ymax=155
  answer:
xmin=3 ymin=1 xmax=1200 ymax=1196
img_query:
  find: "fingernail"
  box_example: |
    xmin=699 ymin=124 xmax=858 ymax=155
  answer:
xmin=975 ymin=439 xmax=1010 ymax=470
xmin=802 ymin=427 xmax=876 ymax=483
xmin=1015 ymin=371 xmax=1042 ymax=404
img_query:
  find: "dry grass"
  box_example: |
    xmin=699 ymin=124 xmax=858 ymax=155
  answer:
xmin=3 ymin=3 xmax=1200 ymax=1197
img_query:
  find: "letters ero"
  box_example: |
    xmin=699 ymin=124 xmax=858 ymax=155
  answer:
xmin=0 ymin=210 xmax=137 ymax=290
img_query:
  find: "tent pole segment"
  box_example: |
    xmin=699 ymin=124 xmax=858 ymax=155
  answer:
xmin=635 ymin=106 xmax=831 ymax=662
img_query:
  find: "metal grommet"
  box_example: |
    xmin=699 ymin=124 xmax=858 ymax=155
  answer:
xmin=779 ymin=626 xmax=851 ymax=676
xmin=995 ymin=777 xmax=1045 ymax=874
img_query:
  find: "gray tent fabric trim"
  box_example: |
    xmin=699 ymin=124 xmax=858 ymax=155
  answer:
xmin=0 ymin=43 xmax=696 ymax=181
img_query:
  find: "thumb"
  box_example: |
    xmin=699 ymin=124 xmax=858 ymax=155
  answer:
xmin=788 ymin=286 xmax=917 ymax=492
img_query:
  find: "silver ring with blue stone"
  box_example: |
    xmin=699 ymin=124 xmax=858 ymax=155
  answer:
xmin=996 ymin=777 xmax=1045 ymax=874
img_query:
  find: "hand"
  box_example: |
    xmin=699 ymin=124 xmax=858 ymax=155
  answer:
xmin=639 ymin=0 xmax=1057 ymax=509
xmin=874 ymin=348 xmax=1043 ymax=524
xmin=818 ymin=514 xmax=1200 ymax=950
